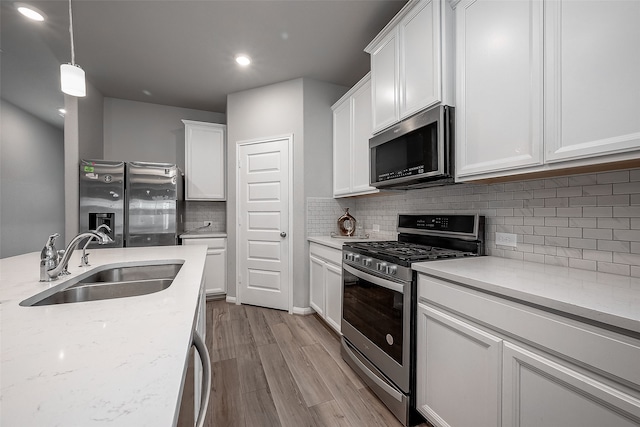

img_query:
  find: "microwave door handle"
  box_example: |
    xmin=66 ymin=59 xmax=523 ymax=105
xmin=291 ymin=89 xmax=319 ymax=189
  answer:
xmin=343 ymin=264 xmax=405 ymax=294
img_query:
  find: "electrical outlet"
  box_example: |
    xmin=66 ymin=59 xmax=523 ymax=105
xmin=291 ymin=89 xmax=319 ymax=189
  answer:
xmin=372 ymin=224 xmax=380 ymax=232
xmin=496 ymin=232 xmax=517 ymax=247
xmin=203 ymin=221 xmax=212 ymax=227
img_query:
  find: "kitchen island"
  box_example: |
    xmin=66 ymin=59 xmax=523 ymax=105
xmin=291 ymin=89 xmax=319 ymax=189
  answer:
xmin=0 ymin=245 xmax=207 ymax=426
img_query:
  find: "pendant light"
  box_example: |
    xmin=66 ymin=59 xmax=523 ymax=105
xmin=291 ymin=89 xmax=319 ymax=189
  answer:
xmin=60 ymin=0 xmax=86 ymax=97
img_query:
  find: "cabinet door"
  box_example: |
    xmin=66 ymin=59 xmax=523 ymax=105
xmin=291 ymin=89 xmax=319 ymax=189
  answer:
xmin=544 ymin=0 xmax=640 ymax=163
xmin=400 ymin=0 xmax=440 ymax=119
xmin=455 ymin=0 xmax=543 ymax=178
xmin=503 ymin=342 xmax=640 ymax=426
xmin=309 ymin=255 xmax=325 ymax=317
xmin=371 ymin=30 xmax=400 ymax=133
xmin=417 ymin=303 xmax=502 ymax=427
xmin=332 ymin=101 xmax=352 ymax=196
xmin=204 ymin=249 xmax=226 ymax=295
xmin=350 ymin=78 xmax=377 ymax=195
xmin=324 ymin=262 xmax=343 ymax=334
xmin=184 ymin=121 xmax=226 ymax=200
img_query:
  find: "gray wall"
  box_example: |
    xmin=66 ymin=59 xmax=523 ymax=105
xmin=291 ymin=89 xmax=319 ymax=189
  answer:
xmin=78 ymin=80 xmax=105 ymax=160
xmin=226 ymin=78 xmax=346 ymax=309
xmin=0 ymin=100 xmax=65 ymax=258
xmin=103 ymin=98 xmax=225 ymax=169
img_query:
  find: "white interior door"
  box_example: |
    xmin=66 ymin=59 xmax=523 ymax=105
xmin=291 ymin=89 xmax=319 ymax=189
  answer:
xmin=238 ymin=136 xmax=291 ymax=311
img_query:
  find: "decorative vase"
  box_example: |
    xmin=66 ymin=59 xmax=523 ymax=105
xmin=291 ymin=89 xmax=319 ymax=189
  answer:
xmin=337 ymin=208 xmax=357 ymax=236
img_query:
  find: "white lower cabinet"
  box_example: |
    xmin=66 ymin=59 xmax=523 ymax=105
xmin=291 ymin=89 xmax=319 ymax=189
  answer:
xmin=182 ymin=237 xmax=227 ymax=296
xmin=503 ymin=342 xmax=640 ymax=427
xmin=416 ymin=274 xmax=640 ymax=427
xmin=309 ymin=242 xmax=343 ymax=333
xmin=416 ymin=303 xmax=501 ymax=427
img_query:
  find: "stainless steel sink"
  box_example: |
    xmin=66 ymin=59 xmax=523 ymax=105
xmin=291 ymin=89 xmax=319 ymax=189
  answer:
xmin=77 ymin=263 xmax=183 ymax=284
xmin=21 ymin=262 xmax=183 ymax=307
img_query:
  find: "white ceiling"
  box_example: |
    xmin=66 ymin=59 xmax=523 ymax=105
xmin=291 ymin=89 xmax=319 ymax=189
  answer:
xmin=1 ymin=0 xmax=407 ymax=129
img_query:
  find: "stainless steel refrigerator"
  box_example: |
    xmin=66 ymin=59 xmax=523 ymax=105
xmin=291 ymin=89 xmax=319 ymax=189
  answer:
xmin=125 ymin=161 xmax=183 ymax=247
xmin=80 ymin=160 xmax=183 ymax=247
xmin=80 ymin=160 xmax=126 ymax=248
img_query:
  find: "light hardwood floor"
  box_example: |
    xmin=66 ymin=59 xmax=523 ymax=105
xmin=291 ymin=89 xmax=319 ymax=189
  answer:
xmin=202 ymin=299 xmax=431 ymax=427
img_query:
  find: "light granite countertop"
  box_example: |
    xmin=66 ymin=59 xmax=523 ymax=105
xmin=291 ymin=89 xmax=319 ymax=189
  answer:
xmin=413 ymin=256 xmax=640 ymax=335
xmin=180 ymin=230 xmax=227 ymax=239
xmin=307 ymin=235 xmax=389 ymax=250
xmin=0 ymin=245 xmax=207 ymax=426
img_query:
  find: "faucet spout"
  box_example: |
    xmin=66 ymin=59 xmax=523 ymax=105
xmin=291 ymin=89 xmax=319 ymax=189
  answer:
xmin=43 ymin=231 xmax=113 ymax=280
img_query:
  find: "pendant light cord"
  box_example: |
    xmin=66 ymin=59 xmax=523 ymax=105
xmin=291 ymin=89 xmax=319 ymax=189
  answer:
xmin=68 ymin=0 xmax=75 ymax=65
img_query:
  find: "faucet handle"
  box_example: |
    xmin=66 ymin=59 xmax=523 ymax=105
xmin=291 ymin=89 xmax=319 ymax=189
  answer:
xmin=47 ymin=233 xmax=61 ymax=246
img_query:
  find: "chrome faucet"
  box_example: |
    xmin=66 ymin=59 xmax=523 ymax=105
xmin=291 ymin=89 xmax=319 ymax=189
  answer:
xmin=79 ymin=224 xmax=112 ymax=267
xmin=40 ymin=230 xmax=113 ymax=282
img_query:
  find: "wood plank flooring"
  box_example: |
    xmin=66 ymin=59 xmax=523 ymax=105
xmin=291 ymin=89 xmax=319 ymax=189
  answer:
xmin=203 ymin=299 xmax=431 ymax=427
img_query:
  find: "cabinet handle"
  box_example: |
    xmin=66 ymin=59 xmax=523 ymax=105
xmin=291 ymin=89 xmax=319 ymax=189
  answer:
xmin=193 ymin=331 xmax=211 ymax=427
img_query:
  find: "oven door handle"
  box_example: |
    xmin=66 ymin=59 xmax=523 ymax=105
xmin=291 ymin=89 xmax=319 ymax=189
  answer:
xmin=343 ymin=264 xmax=405 ymax=294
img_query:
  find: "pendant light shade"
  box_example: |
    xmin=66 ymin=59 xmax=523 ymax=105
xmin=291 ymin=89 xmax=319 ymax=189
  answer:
xmin=60 ymin=0 xmax=86 ymax=97
xmin=61 ymin=63 xmax=86 ymax=97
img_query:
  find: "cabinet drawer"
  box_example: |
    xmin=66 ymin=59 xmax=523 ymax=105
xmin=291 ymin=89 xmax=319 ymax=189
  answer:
xmin=418 ymin=274 xmax=640 ymax=389
xmin=309 ymin=242 xmax=342 ymax=266
xmin=182 ymin=238 xmax=226 ymax=250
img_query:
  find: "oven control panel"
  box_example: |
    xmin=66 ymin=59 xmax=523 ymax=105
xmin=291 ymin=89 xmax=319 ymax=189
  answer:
xmin=343 ymin=251 xmax=412 ymax=283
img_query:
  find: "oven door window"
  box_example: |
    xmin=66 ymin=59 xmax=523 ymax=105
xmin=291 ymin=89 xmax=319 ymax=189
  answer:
xmin=373 ymin=122 xmax=438 ymax=183
xmin=342 ymin=267 xmax=404 ymax=364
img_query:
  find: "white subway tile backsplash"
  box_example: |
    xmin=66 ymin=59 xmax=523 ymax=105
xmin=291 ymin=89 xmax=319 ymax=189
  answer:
xmin=569 ymin=218 xmax=596 ymax=228
xmin=597 ymin=262 xmax=630 ymax=276
xmin=583 ymin=206 xmax=613 ymax=217
xmin=597 ymin=218 xmax=630 ymax=229
xmin=570 ymin=196 xmax=597 ymax=207
xmin=557 ymin=207 xmax=583 ymax=217
xmin=613 ymin=229 xmax=640 ymax=242
xmin=613 ymin=206 xmax=640 ymax=217
xmin=569 ymin=258 xmax=597 ymax=271
xmin=306 ymin=168 xmax=639 ymax=276
xmin=583 ymin=185 xmax=612 ymax=196
xmin=598 ymin=239 xmax=630 ymax=253
xmin=583 ymin=228 xmax=612 ymax=240
xmin=569 ymin=238 xmax=597 ymax=250
xmin=583 ymin=249 xmax=613 ymax=262
xmin=597 ymin=170 xmax=629 ymax=184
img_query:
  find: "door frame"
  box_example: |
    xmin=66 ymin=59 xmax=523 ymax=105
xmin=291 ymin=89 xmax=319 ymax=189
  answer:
xmin=235 ymin=134 xmax=294 ymax=314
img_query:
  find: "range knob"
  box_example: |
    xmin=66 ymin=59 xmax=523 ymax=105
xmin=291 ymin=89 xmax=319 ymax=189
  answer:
xmin=376 ymin=262 xmax=387 ymax=272
xmin=353 ymin=254 xmax=361 ymax=262
xmin=386 ymin=265 xmax=397 ymax=275
xmin=362 ymin=258 xmax=372 ymax=267
xmin=345 ymin=252 xmax=353 ymax=261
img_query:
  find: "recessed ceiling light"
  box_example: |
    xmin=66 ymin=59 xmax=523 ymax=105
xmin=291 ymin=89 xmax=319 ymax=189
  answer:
xmin=16 ymin=3 xmax=46 ymax=21
xmin=235 ymin=55 xmax=251 ymax=66
xmin=142 ymin=90 xmax=152 ymax=96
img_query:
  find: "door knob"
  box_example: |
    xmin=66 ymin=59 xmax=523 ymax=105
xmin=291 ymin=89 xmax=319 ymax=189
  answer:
xmin=280 ymin=232 xmax=287 ymax=238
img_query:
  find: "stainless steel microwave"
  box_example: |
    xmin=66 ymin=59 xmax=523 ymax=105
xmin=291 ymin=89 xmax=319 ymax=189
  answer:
xmin=370 ymin=105 xmax=454 ymax=190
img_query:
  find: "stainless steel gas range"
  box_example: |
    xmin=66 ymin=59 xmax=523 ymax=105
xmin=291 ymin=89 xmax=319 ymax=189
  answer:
xmin=340 ymin=214 xmax=485 ymax=426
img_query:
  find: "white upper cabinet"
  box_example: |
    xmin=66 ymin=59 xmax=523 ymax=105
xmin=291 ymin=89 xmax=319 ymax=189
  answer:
xmin=455 ymin=0 xmax=640 ymax=181
xmin=370 ymin=31 xmax=400 ymax=133
xmin=332 ymin=74 xmax=378 ymax=198
xmin=544 ymin=0 xmax=640 ymax=163
xmin=366 ymin=0 xmax=454 ymax=134
xmin=182 ymin=120 xmax=226 ymax=201
xmin=455 ymin=0 xmax=544 ymax=178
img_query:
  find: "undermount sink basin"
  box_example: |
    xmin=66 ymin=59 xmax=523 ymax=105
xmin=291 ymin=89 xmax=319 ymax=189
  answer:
xmin=77 ymin=263 xmax=183 ymax=284
xmin=21 ymin=261 xmax=183 ymax=307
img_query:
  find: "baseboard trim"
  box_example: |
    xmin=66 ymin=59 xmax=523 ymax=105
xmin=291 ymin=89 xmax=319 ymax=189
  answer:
xmin=292 ymin=306 xmax=315 ymax=316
